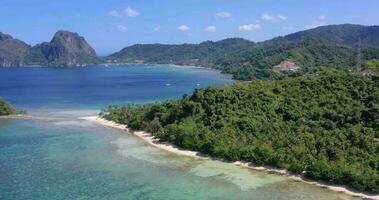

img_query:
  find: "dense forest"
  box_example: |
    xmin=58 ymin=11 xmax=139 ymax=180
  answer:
xmin=102 ymin=71 xmax=379 ymax=193
xmin=365 ymin=59 xmax=379 ymax=73
xmin=268 ymin=24 xmax=379 ymax=48
xmin=0 ymin=98 xmax=22 ymax=116
xmin=109 ymin=24 xmax=379 ymax=80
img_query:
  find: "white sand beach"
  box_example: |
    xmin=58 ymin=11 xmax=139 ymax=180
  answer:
xmin=82 ymin=115 xmax=379 ymax=200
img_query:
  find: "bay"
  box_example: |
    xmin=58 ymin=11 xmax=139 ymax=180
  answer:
xmin=0 ymin=64 xmax=358 ymax=200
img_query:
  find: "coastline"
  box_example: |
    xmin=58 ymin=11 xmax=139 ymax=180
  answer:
xmin=81 ymin=116 xmax=203 ymax=158
xmin=1 ymin=63 xmax=234 ymax=80
xmin=102 ymin=62 xmax=235 ymax=79
xmin=0 ymin=114 xmax=61 ymax=121
xmin=82 ymin=115 xmax=379 ymax=200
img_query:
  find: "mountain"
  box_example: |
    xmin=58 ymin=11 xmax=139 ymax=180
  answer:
xmin=268 ymin=24 xmax=379 ymax=48
xmin=0 ymin=32 xmax=30 ymax=67
xmin=2 ymin=24 xmax=379 ymax=73
xmin=0 ymin=31 xmax=99 ymax=67
xmin=108 ymin=38 xmax=254 ymax=68
xmin=108 ymin=24 xmax=379 ymax=80
xmin=29 ymin=31 xmax=98 ymax=66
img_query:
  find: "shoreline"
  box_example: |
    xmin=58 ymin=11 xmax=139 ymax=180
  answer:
xmin=103 ymin=62 xmax=235 ymax=79
xmin=2 ymin=63 xmax=235 ymax=81
xmin=82 ymin=115 xmax=379 ymax=200
xmin=81 ymin=116 xmax=204 ymax=158
xmin=0 ymin=114 xmax=61 ymax=121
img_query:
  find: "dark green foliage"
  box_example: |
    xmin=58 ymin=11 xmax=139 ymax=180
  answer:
xmin=365 ymin=59 xmax=379 ymax=73
xmin=109 ymin=24 xmax=379 ymax=81
xmin=108 ymin=38 xmax=254 ymax=69
xmin=222 ymin=38 xmax=360 ymax=80
xmin=0 ymin=97 xmax=22 ymax=116
xmin=269 ymin=24 xmax=379 ymax=48
xmin=103 ymin=72 xmax=379 ymax=193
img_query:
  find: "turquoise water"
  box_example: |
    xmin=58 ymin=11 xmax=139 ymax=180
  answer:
xmin=0 ymin=65 xmax=358 ymax=199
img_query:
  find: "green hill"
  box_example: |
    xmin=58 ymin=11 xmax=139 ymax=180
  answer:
xmin=269 ymin=24 xmax=379 ymax=48
xmin=109 ymin=24 xmax=379 ymax=80
xmin=0 ymin=98 xmax=22 ymax=116
xmin=103 ymin=71 xmax=379 ymax=193
xmin=0 ymin=33 xmax=30 ymax=67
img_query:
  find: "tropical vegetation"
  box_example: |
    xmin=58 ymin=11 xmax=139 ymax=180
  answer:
xmin=108 ymin=24 xmax=379 ymax=80
xmin=102 ymin=71 xmax=379 ymax=193
xmin=0 ymin=97 xmax=22 ymax=116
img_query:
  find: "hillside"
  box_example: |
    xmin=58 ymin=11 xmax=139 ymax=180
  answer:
xmin=103 ymin=71 xmax=379 ymax=193
xmin=0 ymin=31 xmax=99 ymax=67
xmin=109 ymin=24 xmax=379 ymax=80
xmin=108 ymin=38 xmax=254 ymax=66
xmin=0 ymin=33 xmax=30 ymax=67
xmin=268 ymin=24 xmax=379 ymax=48
xmin=28 ymin=31 xmax=98 ymax=66
xmin=0 ymin=97 xmax=22 ymax=116
xmin=2 ymin=24 xmax=379 ymax=77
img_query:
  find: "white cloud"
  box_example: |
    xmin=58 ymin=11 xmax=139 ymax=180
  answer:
xmin=305 ymin=15 xmax=326 ymax=29
xmin=153 ymin=27 xmax=160 ymax=32
xmin=116 ymin=24 xmax=128 ymax=32
xmin=261 ymin=14 xmax=288 ymax=22
xmin=109 ymin=10 xmax=120 ymax=17
xmin=238 ymin=24 xmax=262 ymax=31
xmin=178 ymin=25 xmax=190 ymax=32
xmin=262 ymin=14 xmax=276 ymax=21
xmin=215 ymin=11 xmax=232 ymax=19
xmin=277 ymin=15 xmax=289 ymax=20
xmin=205 ymin=25 xmax=216 ymax=32
xmin=305 ymin=21 xmax=325 ymax=29
xmin=123 ymin=7 xmax=140 ymax=17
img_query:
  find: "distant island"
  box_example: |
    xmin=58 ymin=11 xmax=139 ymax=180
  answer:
xmin=1 ymin=24 xmax=379 ymax=81
xmin=0 ymin=31 xmax=99 ymax=67
xmin=0 ymin=97 xmax=23 ymax=116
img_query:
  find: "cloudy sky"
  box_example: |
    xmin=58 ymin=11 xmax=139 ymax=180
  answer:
xmin=0 ymin=0 xmax=377 ymax=55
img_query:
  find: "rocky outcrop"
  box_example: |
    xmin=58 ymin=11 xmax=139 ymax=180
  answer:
xmin=31 ymin=31 xmax=98 ymax=66
xmin=0 ymin=32 xmax=30 ymax=67
xmin=0 ymin=31 xmax=99 ymax=67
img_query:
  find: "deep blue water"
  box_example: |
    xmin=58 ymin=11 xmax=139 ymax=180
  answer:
xmin=0 ymin=64 xmax=233 ymax=110
xmin=0 ymin=65 xmax=358 ymax=200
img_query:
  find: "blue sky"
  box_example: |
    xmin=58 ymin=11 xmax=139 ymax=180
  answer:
xmin=0 ymin=0 xmax=378 ymax=55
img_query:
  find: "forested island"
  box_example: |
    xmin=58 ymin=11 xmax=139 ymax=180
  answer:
xmin=102 ymin=71 xmax=379 ymax=194
xmin=0 ymin=31 xmax=99 ymax=67
xmin=0 ymin=98 xmax=22 ymax=116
